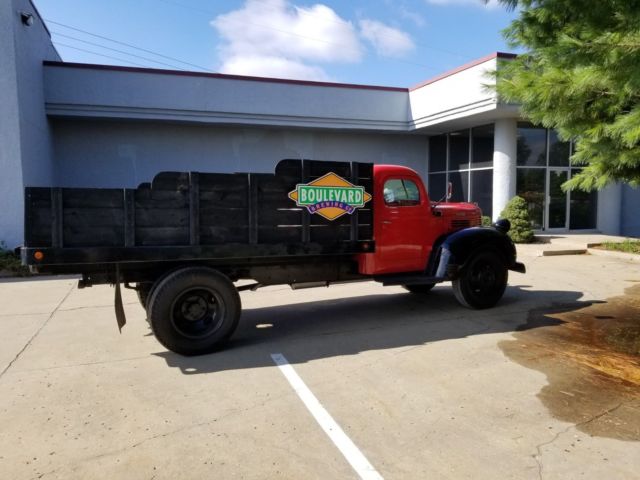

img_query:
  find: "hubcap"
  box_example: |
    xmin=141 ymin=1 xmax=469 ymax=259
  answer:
xmin=181 ymin=295 xmax=208 ymax=321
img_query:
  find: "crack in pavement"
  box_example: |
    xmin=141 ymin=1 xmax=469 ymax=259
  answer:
xmin=0 ymin=311 xmax=58 ymax=317
xmin=57 ymin=302 xmax=138 ymax=312
xmin=0 ymin=283 xmax=76 ymax=380
xmin=0 ymin=302 xmax=138 ymax=317
xmin=12 ymin=354 xmax=156 ymax=374
xmin=532 ymin=403 xmax=624 ymax=480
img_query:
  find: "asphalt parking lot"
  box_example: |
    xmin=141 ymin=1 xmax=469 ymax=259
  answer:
xmin=1 ymin=248 xmax=639 ymax=479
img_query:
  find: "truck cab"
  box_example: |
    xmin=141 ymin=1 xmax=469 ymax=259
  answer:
xmin=358 ymin=165 xmax=481 ymax=275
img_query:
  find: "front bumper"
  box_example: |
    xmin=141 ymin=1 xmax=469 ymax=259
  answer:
xmin=510 ymin=261 xmax=526 ymax=274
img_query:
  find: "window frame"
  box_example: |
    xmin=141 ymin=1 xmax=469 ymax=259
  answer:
xmin=427 ymin=124 xmax=495 ymax=218
xmin=383 ymin=178 xmax=421 ymax=207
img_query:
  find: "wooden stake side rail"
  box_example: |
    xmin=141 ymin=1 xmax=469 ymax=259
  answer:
xmin=23 ymin=159 xmax=374 ymax=266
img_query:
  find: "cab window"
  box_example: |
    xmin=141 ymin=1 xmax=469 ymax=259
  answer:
xmin=383 ymin=179 xmax=421 ymax=206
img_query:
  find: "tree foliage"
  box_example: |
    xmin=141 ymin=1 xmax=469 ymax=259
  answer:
xmin=500 ymin=196 xmax=535 ymax=243
xmin=494 ymin=0 xmax=640 ymax=191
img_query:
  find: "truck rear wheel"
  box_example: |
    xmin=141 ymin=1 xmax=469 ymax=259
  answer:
xmin=148 ymin=267 xmax=241 ymax=356
xmin=136 ymin=282 xmax=153 ymax=309
xmin=452 ymin=251 xmax=507 ymax=309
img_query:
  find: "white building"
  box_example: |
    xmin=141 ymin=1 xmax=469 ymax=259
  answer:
xmin=1 ymin=0 xmax=638 ymax=248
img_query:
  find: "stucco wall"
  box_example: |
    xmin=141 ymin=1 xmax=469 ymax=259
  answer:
xmin=44 ymin=64 xmax=410 ymax=132
xmin=0 ymin=0 xmax=60 ymax=247
xmin=0 ymin=1 xmax=23 ymax=248
xmin=409 ymin=56 xmax=499 ymax=130
xmin=13 ymin=1 xmax=60 ymax=186
xmin=50 ymin=120 xmax=429 ymax=188
xmin=596 ymin=184 xmax=622 ymax=235
xmin=621 ymin=185 xmax=640 ymax=237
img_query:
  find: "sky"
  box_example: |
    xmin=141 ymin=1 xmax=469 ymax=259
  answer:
xmin=33 ymin=0 xmax=520 ymax=88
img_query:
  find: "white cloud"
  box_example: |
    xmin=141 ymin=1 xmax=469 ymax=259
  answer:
xmin=426 ymin=0 xmax=501 ymax=8
xmin=398 ymin=5 xmax=426 ymax=27
xmin=358 ymin=19 xmax=415 ymax=58
xmin=211 ymin=0 xmax=363 ymax=80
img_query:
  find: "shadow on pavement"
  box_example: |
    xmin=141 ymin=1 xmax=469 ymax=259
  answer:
xmin=154 ymin=285 xmax=592 ymax=375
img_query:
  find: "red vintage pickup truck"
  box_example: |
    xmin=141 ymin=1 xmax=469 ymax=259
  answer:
xmin=22 ymin=159 xmax=524 ymax=355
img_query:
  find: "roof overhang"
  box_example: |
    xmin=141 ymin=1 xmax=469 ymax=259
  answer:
xmin=43 ymin=52 xmax=519 ymax=133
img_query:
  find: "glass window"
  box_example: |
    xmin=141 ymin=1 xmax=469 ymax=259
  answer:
xmin=471 ymin=124 xmax=494 ymax=168
xmin=428 ymin=173 xmax=447 ymax=202
xmin=516 ymin=169 xmax=545 ymax=229
xmin=448 ymin=171 xmax=469 ymax=203
xmin=548 ymin=170 xmax=568 ymax=229
xmin=449 ymin=129 xmax=470 ymax=171
xmin=548 ymin=130 xmax=570 ymax=167
xmin=471 ymin=169 xmax=493 ymax=219
xmin=517 ymin=123 xmax=547 ymax=167
xmin=428 ymin=127 xmax=492 ymax=212
xmin=429 ymin=135 xmax=447 ymax=172
xmin=569 ymin=169 xmax=598 ymax=229
xmin=383 ymin=179 xmax=421 ymax=206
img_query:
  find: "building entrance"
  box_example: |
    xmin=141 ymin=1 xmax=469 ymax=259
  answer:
xmin=515 ymin=124 xmax=598 ymax=232
xmin=546 ymin=168 xmax=569 ymax=230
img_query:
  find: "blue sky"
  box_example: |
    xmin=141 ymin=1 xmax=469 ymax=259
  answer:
xmin=34 ymin=0 xmax=519 ymax=87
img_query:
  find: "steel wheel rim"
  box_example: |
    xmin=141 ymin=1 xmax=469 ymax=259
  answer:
xmin=170 ymin=287 xmax=226 ymax=339
xmin=468 ymin=260 xmax=498 ymax=295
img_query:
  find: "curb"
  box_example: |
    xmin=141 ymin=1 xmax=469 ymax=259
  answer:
xmin=540 ymin=249 xmax=587 ymax=256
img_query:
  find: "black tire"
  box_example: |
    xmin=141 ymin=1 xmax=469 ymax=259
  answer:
xmin=403 ymin=283 xmax=436 ymax=294
xmin=452 ymin=251 xmax=508 ymax=309
xmin=148 ymin=267 xmax=241 ymax=356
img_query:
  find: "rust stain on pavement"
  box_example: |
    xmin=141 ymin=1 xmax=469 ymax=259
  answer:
xmin=500 ymin=284 xmax=640 ymax=441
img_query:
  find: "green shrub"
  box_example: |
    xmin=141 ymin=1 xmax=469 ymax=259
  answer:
xmin=499 ymin=196 xmax=534 ymax=244
xmin=0 ymin=241 xmax=30 ymax=276
xmin=481 ymin=215 xmax=492 ymax=227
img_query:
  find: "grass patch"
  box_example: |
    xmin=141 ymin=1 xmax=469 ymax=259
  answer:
xmin=600 ymin=239 xmax=640 ymax=255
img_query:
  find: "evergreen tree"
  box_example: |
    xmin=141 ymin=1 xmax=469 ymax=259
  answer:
xmin=493 ymin=0 xmax=640 ymax=191
xmin=500 ymin=196 xmax=535 ymax=243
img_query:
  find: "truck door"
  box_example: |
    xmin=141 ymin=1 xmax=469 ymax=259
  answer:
xmin=374 ymin=174 xmax=431 ymax=274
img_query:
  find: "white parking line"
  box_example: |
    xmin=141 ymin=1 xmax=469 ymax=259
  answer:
xmin=271 ymin=353 xmax=384 ymax=480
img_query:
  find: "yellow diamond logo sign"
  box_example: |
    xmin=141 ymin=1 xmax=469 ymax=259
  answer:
xmin=288 ymin=172 xmax=372 ymax=221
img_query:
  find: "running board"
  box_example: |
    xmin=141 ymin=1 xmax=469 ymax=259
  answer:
xmin=374 ymin=274 xmax=444 ymax=287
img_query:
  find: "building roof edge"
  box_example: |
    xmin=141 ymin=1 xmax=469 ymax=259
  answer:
xmin=42 ymin=61 xmax=409 ymax=93
xmin=409 ymin=52 xmax=517 ymax=91
xmin=43 ymin=51 xmax=517 ymax=96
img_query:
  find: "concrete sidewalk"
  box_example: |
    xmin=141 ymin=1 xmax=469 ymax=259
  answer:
xmin=525 ymin=233 xmax=640 ymax=259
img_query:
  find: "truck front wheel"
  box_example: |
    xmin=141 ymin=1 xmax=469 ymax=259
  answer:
xmin=148 ymin=267 xmax=241 ymax=356
xmin=452 ymin=251 xmax=507 ymax=309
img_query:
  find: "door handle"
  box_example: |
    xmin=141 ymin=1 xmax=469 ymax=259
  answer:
xmin=382 ymin=220 xmax=392 ymax=224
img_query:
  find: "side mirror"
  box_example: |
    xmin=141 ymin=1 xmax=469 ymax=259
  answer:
xmin=446 ymin=182 xmax=453 ymax=201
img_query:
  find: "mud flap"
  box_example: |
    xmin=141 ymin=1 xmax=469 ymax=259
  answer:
xmin=114 ymin=265 xmax=127 ymax=332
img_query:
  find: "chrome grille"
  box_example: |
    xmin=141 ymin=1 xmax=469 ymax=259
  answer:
xmin=451 ymin=219 xmax=470 ymax=229
xmin=451 ymin=215 xmax=481 ymax=230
